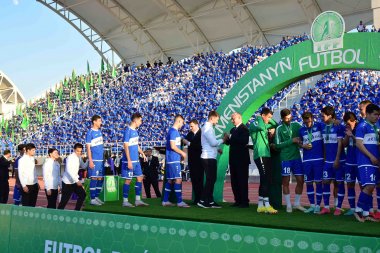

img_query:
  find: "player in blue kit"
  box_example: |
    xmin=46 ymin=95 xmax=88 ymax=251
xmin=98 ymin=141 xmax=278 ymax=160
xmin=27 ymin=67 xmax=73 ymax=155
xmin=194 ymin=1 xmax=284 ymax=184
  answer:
xmin=354 ymin=104 xmax=380 ymax=222
xmin=86 ymin=115 xmax=105 ymax=206
xmin=342 ymin=112 xmax=359 ymax=216
xmin=320 ymin=106 xmax=346 ymax=215
xmin=162 ymin=115 xmax=190 ymax=208
xmin=121 ymin=113 xmax=148 ymax=207
xmin=299 ymin=112 xmax=324 ymax=214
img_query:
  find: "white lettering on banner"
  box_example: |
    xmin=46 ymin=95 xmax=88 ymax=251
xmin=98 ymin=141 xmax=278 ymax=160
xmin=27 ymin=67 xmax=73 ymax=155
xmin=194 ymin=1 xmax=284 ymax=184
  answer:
xmin=44 ymin=240 xmax=102 ymax=253
xmin=299 ymin=49 xmax=365 ymax=72
xmin=215 ymin=57 xmax=292 ymax=137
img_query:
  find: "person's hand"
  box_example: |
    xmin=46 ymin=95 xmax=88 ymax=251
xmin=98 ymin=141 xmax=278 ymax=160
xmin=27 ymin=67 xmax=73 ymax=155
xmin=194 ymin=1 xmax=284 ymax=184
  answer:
xmin=128 ymin=160 xmax=133 ymax=170
xmin=218 ymin=148 xmax=223 ymax=154
xmin=223 ymin=133 xmax=229 ymax=143
xmin=333 ymin=159 xmax=340 ymax=169
xmin=369 ymin=155 xmax=379 ymax=166
xmin=142 ymin=154 xmax=147 ymax=162
xmin=345 ymin=128 xmax=353 ymax=137
xmin=89 ymin=161 xmax=95 ymax=169
xmin=302 ymin=144 xmax=312 ymax=150
xmin=270 ymin=143 xmax=276 ymax=150
xmin=292 ymin=137 xmax=300 ymax=144
xmin=58 ymin=187 xmax=61 ymax=194
xmin=181 ymin=151 xmax=187 ymax=160
xmin=23 ymin=186 xmax=29 ymax=193
xmin=268 ymin=129 xmax=275 ymax=135
xmin=46 ymin=190 xmax=51 ymax=196
xmin=76 ymin=181 xmax=83 ymax=187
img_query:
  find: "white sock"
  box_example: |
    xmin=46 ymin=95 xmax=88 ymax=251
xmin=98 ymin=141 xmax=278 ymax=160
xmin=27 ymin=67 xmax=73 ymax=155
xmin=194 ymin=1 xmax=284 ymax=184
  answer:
xmin=363 ymin=211 xmax=369 ymax=216
xmin=310 ymin=204 xmax=315 ymax=208
xmin=369 ymin=208 xmax=374 ymax=213
xmin=284 ymin=194 xmax=291 ymax=208
xmin=136 ymin=195 xmax=141 ymax=201
xmin=258 ymin=196 xmax=264 ymax=208
xmin=263 ymin=197 xmax=270 ymax=208
xmin=334 ymin=198 xmax=338 ymax=207
xmin=294 ymin=194 xmax=301 ymax=206
xmin=123 ymin=197 xmax=129 ymax=202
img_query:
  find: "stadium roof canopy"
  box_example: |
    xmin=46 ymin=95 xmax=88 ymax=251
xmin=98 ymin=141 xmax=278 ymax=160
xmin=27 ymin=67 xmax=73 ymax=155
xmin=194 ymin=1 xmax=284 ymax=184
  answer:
xmin=38 ymin=0 xmax=372 ymax=65
xmin=0 ymin=71 xmax=26 ymax=105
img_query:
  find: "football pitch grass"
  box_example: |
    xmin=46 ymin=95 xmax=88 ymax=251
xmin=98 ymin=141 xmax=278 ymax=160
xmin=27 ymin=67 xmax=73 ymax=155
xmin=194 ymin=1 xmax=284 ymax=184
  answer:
xmin=84 ymin=199 xmax=380 ymax=238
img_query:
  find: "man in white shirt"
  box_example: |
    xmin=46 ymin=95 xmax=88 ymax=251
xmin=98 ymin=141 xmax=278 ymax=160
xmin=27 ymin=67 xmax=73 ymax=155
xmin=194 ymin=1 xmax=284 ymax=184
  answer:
xmin=197 ymin=111 xmax=227 ymax=208
xmin=18 ymin=143 xmax=39 ymax=207
xmin=43 ymin=148 xmax=61 ymax=209
xmin=58 ymin=143 xmax=86 ymax=211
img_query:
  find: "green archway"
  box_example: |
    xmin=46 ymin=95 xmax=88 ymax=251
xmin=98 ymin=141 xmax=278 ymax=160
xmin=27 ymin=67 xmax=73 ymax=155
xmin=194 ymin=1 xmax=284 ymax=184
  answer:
xmin=213 ymin=32 xmax=380 ymax=202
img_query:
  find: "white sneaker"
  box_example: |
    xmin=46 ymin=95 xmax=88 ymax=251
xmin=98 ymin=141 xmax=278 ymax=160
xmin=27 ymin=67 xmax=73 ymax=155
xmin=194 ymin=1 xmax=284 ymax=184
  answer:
xmin=162 ymin=201 xmax=175 ymax=207
xmin=95 ymin=197 xmax=104 ymax=205
xmin=122 ymin=201 xmax=135 ymax=207
xmin=286 ymin=206 xmax=293 ymax=213
xmin=135 ymin=200 xmax=149 ymax=206
xmin=294 ymin=205 xmax=306 ymax=212
xmin=177 ymin=201 xmax=190 ymax=208
xmin=90 ymin=199 xmax=102 ymax=206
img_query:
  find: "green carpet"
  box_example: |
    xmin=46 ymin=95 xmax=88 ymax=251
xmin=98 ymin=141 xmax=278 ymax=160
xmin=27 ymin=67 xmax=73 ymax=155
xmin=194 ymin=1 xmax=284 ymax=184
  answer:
xmin=84 ymin=199 xmax=380 ymax=238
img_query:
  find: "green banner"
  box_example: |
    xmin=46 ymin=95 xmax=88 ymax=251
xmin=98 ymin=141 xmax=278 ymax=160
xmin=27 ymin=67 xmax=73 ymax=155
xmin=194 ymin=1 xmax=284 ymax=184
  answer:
xmin=213 ymin=32 xmax=380 ymax=202
xmin=0 ymin=204 xmax=379 ymax=252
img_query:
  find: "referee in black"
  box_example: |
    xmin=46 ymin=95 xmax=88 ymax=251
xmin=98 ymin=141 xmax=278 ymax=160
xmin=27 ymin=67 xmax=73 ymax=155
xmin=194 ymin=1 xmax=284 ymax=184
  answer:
xmin=183 ymin=119 xmax=203 ymax=205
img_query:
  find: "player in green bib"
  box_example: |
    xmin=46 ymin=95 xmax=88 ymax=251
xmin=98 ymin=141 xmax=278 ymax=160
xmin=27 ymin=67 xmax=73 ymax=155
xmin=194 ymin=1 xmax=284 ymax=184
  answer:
xmin=273 ymin=109 xmax=306 ymax=213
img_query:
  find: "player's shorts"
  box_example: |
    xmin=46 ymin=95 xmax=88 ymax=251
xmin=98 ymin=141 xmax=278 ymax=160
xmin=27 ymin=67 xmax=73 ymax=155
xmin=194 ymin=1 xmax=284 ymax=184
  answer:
xmin=281 ymin=159 xmax=303 ymax=176
xmin=344 ymin=163 xmax=358 ymax=183
xmin=302 ymin=159 xmax=324 ymax=183
xmin=323 ymin=161 xmax=344 ymax=182
xmin=121 ymin=161 xmax=143 ymax=179
xmin=166 ymin=162 xmax=182 ymax=180
xmin=358 ymin=166 xmax=378 ymax=187
xmin=87 ymin=160 xmax=104 ymax=178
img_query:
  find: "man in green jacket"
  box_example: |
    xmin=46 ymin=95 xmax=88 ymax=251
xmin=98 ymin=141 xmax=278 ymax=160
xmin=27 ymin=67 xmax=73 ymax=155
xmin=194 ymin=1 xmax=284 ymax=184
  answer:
xmin=249 ymin=108 xmax=278 ymax=214
xmin=272 ymin=109 xmax=306 ymax=213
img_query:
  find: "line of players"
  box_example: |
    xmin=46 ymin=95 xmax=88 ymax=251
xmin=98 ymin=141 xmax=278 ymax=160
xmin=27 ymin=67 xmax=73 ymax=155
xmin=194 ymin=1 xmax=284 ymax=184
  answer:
xmin=272 ymin=100 xmax=380 ymax=222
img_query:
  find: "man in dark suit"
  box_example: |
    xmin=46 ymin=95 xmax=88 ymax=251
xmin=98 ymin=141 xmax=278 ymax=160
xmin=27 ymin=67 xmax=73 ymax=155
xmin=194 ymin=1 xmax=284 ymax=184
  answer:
xmin=183 ymin=119 xmax=203 ymax=205
xmin=140 ymin=148 xmax=161 ymax=198
xmin=225 ymin=112 xmax=250 ymax=208
xmin=0 ymin=150 xmax=12 ymax=204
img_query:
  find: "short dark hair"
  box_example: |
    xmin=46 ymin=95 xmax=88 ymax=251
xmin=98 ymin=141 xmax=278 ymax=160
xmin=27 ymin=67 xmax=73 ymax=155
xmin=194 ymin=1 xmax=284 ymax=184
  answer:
xmin=48 ymin=148 xmax=58 ymax=156
xmin=146 ymin=148 xmax=152 ymax=152
xmin=366 ymin=103 xmax=380 ymax=114
xmin=280 ymin=109 xmax=291 ymax=118
xmin=3 ymin=150 xmax=11 ymax=155
xmin=359 ymin=100 xmax=372 ymax=106
xmin=343 ymin=111 xmax=357 ymax=122
xmin=131 ymin=112 xmax=142 ymax=121
xmin=174 ymin=114 xmax=184 ymax=121
xmin=321 ymin=106 xmax=336 ymax=118
xmin=261 ymin=107 xmax=273 ymax=116
xmin=17 ymin=144 xmax=25 ymax=152
xmin=208 ymin=110 xmax=219 ymax=119
xmin=74 ymin=143 xmax=83 ymax=150
xmin=301 ymin=112 xmax=313 ymax=120
xmin=25 ymin=143 xmax=36 ymax=151
xmin=189 ymin=119 xmax=199 ymax=125
xmin=91 ymin=115 xmax=101 ymax=123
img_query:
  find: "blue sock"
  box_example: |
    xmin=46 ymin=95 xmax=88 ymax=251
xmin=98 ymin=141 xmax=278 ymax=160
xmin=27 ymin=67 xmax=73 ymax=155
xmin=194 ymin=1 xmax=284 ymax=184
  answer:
xmin=357 ymin=192 xmax=371 ymax=213
xmin=135 ymin=182 xmax=142 ymax=197
xmin=337 ymin=183 xmax=345 ymax=208
xmin=163 ymin=182 xmax=172 ymax=202
xmin=323 ymin=183 xmax=330 ymax=207
xmin=347 ymin=187 xmax=356 ymax=209
xmin=174 ymin=183 xmax=182 ymax=203
xmin=96 ymin=179 xmax=104 ymax=197
xmin=123 ymin=184 xmax=130 ymax=199
xmin=316 ymin=183 xmax=322 ymax=206
xmin=377 ymin=187 xmax=380 ymax=210
xmin=90 ymin=179 xmax=97 ymax=200
xmin=306 ymin=184 xmax=315 ymax=205
xmin=363 ymin=193 xmax=373 ymax=213
xmin=13 ymin=186 xmax=21 ymax=205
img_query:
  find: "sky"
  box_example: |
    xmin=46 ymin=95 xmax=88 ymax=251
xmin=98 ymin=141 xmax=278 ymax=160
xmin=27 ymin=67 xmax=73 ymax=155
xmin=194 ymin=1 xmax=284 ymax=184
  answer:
xmin=0 ymin=0 xmax=102 ymax=100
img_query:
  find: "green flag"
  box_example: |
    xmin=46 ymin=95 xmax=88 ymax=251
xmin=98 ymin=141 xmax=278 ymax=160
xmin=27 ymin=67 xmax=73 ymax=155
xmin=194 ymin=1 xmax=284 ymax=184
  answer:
xmin=20 ymin=117 xmax=28 ymax=130
xmin=112 ymin=66 xmax=117 ymax=78
xmin=72 ymin=69 xmax=76 ymax=83
xmin=98 ymin=71 xmax=102 ymax=86
xmin=85 ymin=77 xmax=90 ymax=91
xmin=101 ymin=59 xmax=105 ymax=73
xmin=63 ymin=77 xmax=69 ymax=87
xmin=87 ymin=60 xmax=90 ymax=75
xmin=76 ymin=88 xmax=81 ymax=101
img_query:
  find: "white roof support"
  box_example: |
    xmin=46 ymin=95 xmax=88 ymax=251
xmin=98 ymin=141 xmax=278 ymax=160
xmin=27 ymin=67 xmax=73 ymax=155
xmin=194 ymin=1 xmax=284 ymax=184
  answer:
xmin=298 ymin=0 xmax=322 ymax=25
